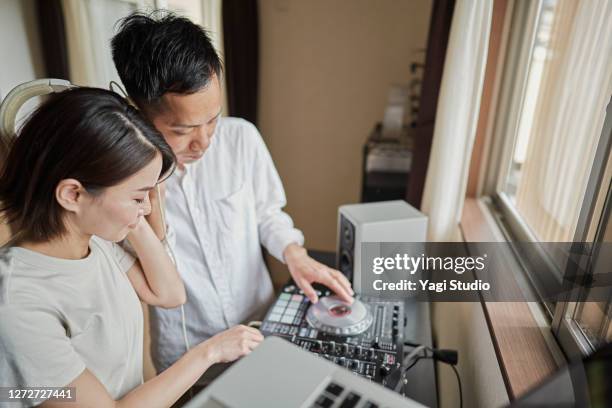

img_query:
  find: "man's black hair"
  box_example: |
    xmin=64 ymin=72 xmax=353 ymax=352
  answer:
xmin=111 ymin=11 xmax=222 ymax=107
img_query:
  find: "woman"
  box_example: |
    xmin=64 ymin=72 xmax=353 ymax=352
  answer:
xmin=0 ymin=88 xmax=263 ymax=407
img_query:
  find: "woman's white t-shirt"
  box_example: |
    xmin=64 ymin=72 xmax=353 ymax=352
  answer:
xmin=0 ymin=236 xmax=143 ymax=407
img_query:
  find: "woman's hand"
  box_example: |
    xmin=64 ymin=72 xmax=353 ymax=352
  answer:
xmin=145 ymin=182 xmax=166 ymax=240
xmin=126 ymin=181 xmax=185 ymax=308
xmin=200 ymin=325 xmax=264 ymax=364
xmin=45 ymin=326 xmax=263 ymax=408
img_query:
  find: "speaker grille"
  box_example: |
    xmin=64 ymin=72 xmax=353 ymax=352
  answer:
xmin=337 ymin=214 xmax=355 ymax=283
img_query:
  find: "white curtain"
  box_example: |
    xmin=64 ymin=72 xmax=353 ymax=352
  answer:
xmin=420 ymin=0 xmax=493 ymax=241
xmin=200 ymin=0 xmax=223 ymax=56
xmin=199 ymin=0 xmax=227 ymax=112
xmin=62 ymin=0 xmax=227 ymax=108
xmin=62 ymin=0 xmax=137 ymax=87
xmin=514 ymin=0 xmax=612 ymax=242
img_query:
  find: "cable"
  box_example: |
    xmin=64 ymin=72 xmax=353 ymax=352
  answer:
xmin=109 ymin=81 xmax=138 ymax=109
xmin=180 ymin=304 xmax=190 ymax=352
xmin=451 ymin=364 xmax=463 ymax=408
xmin=155 ymin=183 xmax=191 ymax=353
xmin=404 ymin=355 xmax=424 ymax=372
xmin=393 ymin=355 xmax=426 ymax=394
xmin=247 ymin=321 xmax=262 ymax=329
xmin=403 ymin=341 xmax=458 ymax=365
xmin=400 ymin=341 xmax=462 ymax=408
xmin=402 ymin=345 xmax=427 ymax=367
xmin=395 ymin=345 xmax=427 ymax=392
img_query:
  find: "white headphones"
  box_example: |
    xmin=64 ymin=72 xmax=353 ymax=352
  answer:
xmin=0 ymin=78 xmax=74 ymax=161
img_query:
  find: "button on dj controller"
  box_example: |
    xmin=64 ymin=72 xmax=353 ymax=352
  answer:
xmin=261 ymin=283 xmax=406 ymax=389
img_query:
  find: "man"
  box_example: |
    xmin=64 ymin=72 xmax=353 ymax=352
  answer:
xmin=111 ymin=13 xmax=354 ymax=375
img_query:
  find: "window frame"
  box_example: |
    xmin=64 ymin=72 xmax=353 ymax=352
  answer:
xmin=552 ymin=102 xmax=612 ymax=357
xmin=483 ymin=0 xmax=541 ymax=197
xmin=482 ymin=0 xmax=612 ymax=358
xmin=483 ymin=0 xmax=562 ymax=318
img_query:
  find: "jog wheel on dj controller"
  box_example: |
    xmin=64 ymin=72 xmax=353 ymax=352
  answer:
xmin=306 ymin=296 xmax=373 ymax=336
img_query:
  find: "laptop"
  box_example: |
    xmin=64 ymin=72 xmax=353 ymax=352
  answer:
xmin=183 ymin=336 xmax=426 ymax=408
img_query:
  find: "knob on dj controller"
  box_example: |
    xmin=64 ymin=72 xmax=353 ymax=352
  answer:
xmin=339 ymin=344 xmax=349 ymax=355
xmin=379 ymin=365 xmax=390 ymax=377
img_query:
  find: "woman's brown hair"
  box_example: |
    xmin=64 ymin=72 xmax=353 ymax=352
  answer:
xmin=0 ymin=87 xmax=176 ymax=243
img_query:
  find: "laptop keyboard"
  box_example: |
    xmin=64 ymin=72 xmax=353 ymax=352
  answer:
xmin=311 ymin=382 xmax=380 ymax=408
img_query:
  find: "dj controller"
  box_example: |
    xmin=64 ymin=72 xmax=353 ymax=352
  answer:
xmin=261 ymin=283 xmax=406 ymax=389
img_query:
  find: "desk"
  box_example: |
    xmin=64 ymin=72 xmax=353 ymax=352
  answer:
xmin=308 ymin=250 xmax=438 ymax=407
xmin=402 ymin=299 xmax=438 ymax=408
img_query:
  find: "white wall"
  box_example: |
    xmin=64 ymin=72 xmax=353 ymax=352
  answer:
xmin=258 ymin=7 xmax=510 ymax=405
xmin=0 ymin=0 xmax=45 ymax=126
xmin=259 ymin=0 xmax=432 ymax=251
xmin=0 ymin=0 xmax=44 ymax=100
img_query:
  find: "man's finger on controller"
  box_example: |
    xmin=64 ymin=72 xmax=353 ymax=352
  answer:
xmin=334 ymin=270 xmax=354 ymax=294
xmin=329 ymin=279 xmax=353 ymax=304
xmin=337 ymin=274 xmax=354 ymax=296
xmin=299 ymin=279 xmax=318 ymax=303
xmin=329 ymin=270 xmax=353 ymax=296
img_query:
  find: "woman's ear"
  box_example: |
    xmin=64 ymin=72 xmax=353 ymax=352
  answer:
xmin=55 ymin=179 xmax=87 ymax=213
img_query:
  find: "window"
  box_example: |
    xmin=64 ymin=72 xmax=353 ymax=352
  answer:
xmin=500 ymin=0 xmax=600 ymax=243
xmin=483 ymin=0 xmax=612 ymax=356
xmin=555 ymin=112 xmax=611 ymax=354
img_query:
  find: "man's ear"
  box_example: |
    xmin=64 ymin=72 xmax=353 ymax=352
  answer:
xmin=55 ymin=179 xmax=87 ymax=213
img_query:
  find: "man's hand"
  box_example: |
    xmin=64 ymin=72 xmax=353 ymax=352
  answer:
xmin=283 ymin=243 xmax=354 ymax=304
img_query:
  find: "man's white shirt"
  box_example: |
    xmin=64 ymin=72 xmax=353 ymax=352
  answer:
xmin=150 ymin=117 xmax=304 ymax=373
